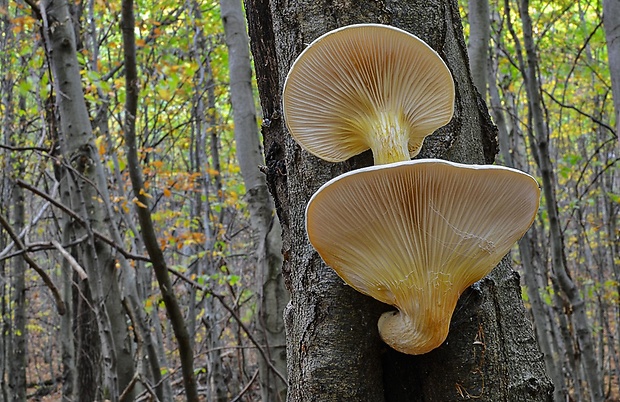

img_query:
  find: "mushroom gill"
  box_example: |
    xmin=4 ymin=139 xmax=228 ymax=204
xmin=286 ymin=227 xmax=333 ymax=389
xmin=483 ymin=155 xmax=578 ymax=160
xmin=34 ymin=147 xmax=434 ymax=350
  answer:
xmin=305 ymin=159 xmax=540 ymax=354
xmin=283 ymin=24 xmax=455 ymax=165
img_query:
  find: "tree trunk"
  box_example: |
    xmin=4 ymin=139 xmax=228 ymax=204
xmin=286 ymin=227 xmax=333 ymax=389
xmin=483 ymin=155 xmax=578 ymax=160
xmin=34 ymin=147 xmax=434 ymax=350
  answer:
xmin=8 ymin=152 xmax=26 ymax=402
xmin=603 ymin=5 xmax=620 ymax=370
xmin=59 ymin=229 xmax=76 ymax=401
xmin=41 ymin=0 xmax=136 ymax=398
xmin=186 ymin=1 xmax=228 ymax=398
xmin=488 ymin=48 xmax=565 ymax=399
xmin=603 ymin=0 xmax=620 ymax=142
xmin=467 ymin=0 xmax=490 ymax=97
xmin=245 ymin=0 xmax=552 ymax=400
xmin=221 ymin=1 xmax=288 ymax=400
xmin=120 ymin=0 xmax=199 ymax=399
xmin=85 ymin=3 xmax=168 ymax=396
xmin=74 ymin=278 xmax=102 ymax=401
xmin=517 ymin=1 xmax=603 ymax=400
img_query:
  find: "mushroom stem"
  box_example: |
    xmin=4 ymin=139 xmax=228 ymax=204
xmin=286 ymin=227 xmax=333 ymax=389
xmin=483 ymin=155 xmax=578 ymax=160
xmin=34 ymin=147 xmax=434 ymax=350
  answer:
xmin=378 ymin=308 xmax=451 ymax=355
xmin=365 ymin=110 xmax=411 ymax=164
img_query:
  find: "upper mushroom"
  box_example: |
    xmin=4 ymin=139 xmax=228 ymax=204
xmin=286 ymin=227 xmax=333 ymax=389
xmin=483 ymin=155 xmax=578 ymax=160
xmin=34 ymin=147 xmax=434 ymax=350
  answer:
xmin=305 ymin=159 xmax=540 ymax=354
xmin=283 ymin=24 xmax=455 ymax=165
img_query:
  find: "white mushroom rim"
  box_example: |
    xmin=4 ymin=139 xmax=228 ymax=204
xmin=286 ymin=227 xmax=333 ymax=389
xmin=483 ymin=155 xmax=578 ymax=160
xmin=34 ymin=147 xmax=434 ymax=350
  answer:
xmin=283 ymin=24 xmax=455 ymax=165
xmin=305 ymin=159 xmax=540 ymax=355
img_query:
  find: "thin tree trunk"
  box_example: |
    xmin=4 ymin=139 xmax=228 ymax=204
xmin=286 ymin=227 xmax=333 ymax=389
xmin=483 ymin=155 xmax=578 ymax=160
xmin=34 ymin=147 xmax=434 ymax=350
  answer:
xmin=120 ymin=0 xmax=199 ymax=399
xmin=2 ymin=18 xmax=26 ymax=401
xmin=221 ymin=1 xmax=288 ymax=400
xmin=185 ymin=1 xmax=228 ymax=398
xmin=601 ymin=5 xmax=620 ymax=373
xmin=603 ymin=0 xmax=620 ymax=142
xmin=517 ymin=1 xmax=604 ymax=400
xmin=467 ymin=0 xmax=490 ymax=97
xmin=488 ymin=47 xmax=565 ymax=399
xmin=41 ymin=0 xmax=136 ymax=398
xmin=0 ymin=6 xmax=11 ymax=399
xmin=519 ymin=233 xmax=566 ymax=400
xmin=86 ymin=7 xmax=167 ymax=395
xmin=75 ymin=278 xmax=102 ymax=401
xmin=59 ymin=229 xmax=76 ymax=401
xmin=8 ymin=147 xmax=26 ymax=402
xmin=245 ymin=0 xmax=552 ymax=400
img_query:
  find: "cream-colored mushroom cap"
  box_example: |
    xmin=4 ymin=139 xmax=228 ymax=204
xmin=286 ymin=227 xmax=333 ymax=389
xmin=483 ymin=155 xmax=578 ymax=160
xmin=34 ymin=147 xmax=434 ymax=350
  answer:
xmin=283 ymin=24 xmax=455 ymax=165
xmin=305 ymin=159 xmax=540 ymax=355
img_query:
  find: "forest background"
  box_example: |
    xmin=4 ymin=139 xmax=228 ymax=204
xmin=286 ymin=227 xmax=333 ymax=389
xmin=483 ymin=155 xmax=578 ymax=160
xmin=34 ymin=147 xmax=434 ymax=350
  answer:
xmin=0 ymin=0 xmax=618 ymax=401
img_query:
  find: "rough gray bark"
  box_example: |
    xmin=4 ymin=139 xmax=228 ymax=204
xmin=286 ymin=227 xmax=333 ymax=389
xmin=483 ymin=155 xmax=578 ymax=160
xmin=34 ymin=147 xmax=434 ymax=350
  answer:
xmin=220 ymin=0 xmax=288 ymax=401
xmin=245 ymin=0 xmax=552 ymax=401
xmin=40 ymin=0 xmax=136 ymax=399
xmin=467 ymin=0 xmax=490 ymax=97
xmin=517 ymin=0 xmax=603 ymax=400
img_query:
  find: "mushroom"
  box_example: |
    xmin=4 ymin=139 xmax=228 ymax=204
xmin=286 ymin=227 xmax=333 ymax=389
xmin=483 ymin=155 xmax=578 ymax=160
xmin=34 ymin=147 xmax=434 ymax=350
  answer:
xmin=282 ymin=24 xmax=455 ymax=165
xmin=305 ymin=159 xmax=540 ymax=354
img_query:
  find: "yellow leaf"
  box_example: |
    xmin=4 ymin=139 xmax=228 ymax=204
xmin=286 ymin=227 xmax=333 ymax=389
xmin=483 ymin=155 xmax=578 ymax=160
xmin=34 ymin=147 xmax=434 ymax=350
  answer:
xmin=158 ymin=87 xmax=172 ymax=101
xmin=133 ymin=198 xmax=148 ymax=208
xmin=163 ymin=188 xmax=171 ymax=197
xmin=139 ymin=188 xmax=153 ymax=198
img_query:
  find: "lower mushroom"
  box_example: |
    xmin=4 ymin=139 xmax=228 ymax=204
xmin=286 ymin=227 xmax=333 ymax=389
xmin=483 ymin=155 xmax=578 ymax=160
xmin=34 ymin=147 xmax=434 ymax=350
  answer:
xmin=305 ymin=159 xmax=540 ymax=355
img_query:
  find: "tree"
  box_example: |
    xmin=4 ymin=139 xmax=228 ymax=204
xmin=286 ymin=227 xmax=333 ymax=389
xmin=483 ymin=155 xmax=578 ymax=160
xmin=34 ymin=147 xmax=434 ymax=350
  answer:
xmin=244 ymin=0 xmax=553 ymax=400
xmin=120 ymin=0 xmax=199 ymax=399
xmin=604 ymin=0 xmax=620 ymax=140
xmin=467 ymin=0 xmax=491 ymax=96
xmin=516 ymin=1 xmax=603 ymax=400
xmin=40 ymin=0 xmax=136 ymax=398
xmin=220 ymin=0 xmax=288 ymax=400
xmin=477 ymin=0 xmax=619 ymax=398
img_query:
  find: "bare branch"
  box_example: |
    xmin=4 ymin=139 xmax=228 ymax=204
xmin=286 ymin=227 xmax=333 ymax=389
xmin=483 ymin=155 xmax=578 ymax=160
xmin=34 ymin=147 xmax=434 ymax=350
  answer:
xmin=51 ymin=240 xmax=88 ymax=280
xmin=16 ymin=180 xmax=150 ymax=262
xmin=0 ymin=144 xmax=51 ymax=153
xmin=167 ymin=266 xmax=288 ymax=385
xmin=230 ymin=370 xmax=259 ymax=402
xmin=543 ymin=89 xmax=617 ymax=137
xmin=0 ymin=213 xmax=66 ymax=315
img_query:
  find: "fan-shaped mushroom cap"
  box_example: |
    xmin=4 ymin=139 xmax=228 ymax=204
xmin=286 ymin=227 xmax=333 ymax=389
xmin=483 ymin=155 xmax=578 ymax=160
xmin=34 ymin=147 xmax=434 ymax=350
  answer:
xmin=283 ymin=24 xmax=455 ymax=165
xmin=305 ymin=159 xmax=540 ymax=354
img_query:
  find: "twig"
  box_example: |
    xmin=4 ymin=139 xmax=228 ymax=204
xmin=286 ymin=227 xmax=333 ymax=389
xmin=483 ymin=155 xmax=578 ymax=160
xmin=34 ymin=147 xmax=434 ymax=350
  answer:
xmin=0 ymin=184 xmax=57 ymax=260
xmin=135 ymin=377 xmax=161 ymax=402
xmin=51 ymin=240 xmax=88 ymax=280
xmin=119 ymin=374 xmax=140 ymax=402
xmin=16 ymin=180 xmax=150 ymax=262
xmin=0 ymin=213 xmax=66 ymax=315
xmin=0 ymin=144 xmax=50 ymax=152
xmin=21 ymin=0 xmax=42 ymax=20
xmin=231 ymin=369 xmax=259 ymax=402
xmin=542 ymin=89 xmax=617 ymax=137
xmin=167 ymin=266 xmax=288 ymax=385
xmin=119 ymin=298 xmax=143 ymax=402
xmin=0 ymin=236 xmax=89 ymax=263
